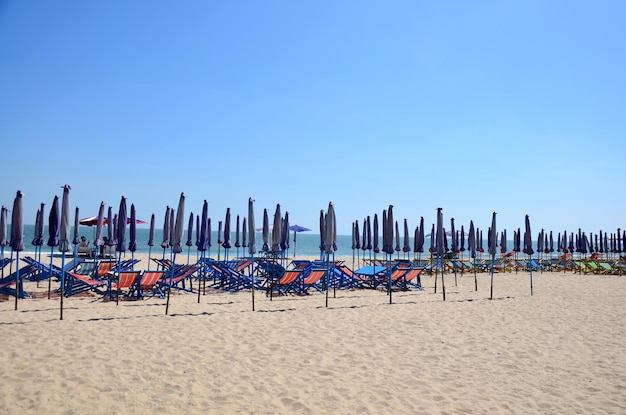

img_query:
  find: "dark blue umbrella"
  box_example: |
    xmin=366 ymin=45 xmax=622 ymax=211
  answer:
xmin=319 ymin=210 xmax=325 ymax=259
xmin=72 ymin=206 xmax=80 ymax=255
xmin=234 ymin=214 xmax=241 ymax=256
xmin=32 ymin=203 xmax=45 ymax=283
xmin=10 ymin=191 xmax=25 ymax=310
xmin=394 ymin=220 xmax=401 ymax=256
xmin=0 ymin=206 xmax=8 ymax=279
xmin=524 ymin=214 xmax=534 ymax=296
xmin=417 ymin=216 xmax=424 ymax=254
xmin=280 ymin=211 xmax=289 ymax=253
xmin=223 ymin=208 xmax=232 ymax=260
xmin=129 ymin=204 xmax=137 ymax=270
xmin=185 ymin=211 xmax=194 ymax=264
xmin=429 ymin=223 xmax=435 ymax=254
xmin=198 ymin=201 xmax=209 ymax=252
xmin=435 ymin=207 xmax=445 ymax=300
xmin=116 ymin=197 xmax=127 ymax=256
xmin=468 ymin=220 xmax=477 ymax=290
xmin=147 ymin=212 xmax=155 ymax=269
xmin=500 ymin=229 xmax=507 ymax=255
xmin=46 ymin=196 xmax=60 ymax=299
xmin=324 ymin=202 xmax=336 ymax=307
xmin=242 ymin=217 xmax=248 ymax=249
xmin=373 ymin=213 xmax=379 ymax=255
xmin=262 ymin=209 xmax=270 ymax=253
xmin=488 ymin=212 xmax=496 ymax=300
xmin=366 ymin=216 xmax=372 ymax=251
xmin=361 ymin=218 xmax=368 ymax=260
xmin=58 ymin=185 xmax=71 ymax=319
xmin=402 ymin=219 xmax=411 ymax=256
xmin=248 ymin=197 xmax=256 ymax=311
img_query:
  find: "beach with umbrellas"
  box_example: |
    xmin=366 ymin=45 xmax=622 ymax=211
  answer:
xmin=1 ymin=188 xmax=625 ymax=414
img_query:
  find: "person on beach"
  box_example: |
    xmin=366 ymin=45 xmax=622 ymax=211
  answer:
xmin=78 ymin=236 xmax=89 ymax=248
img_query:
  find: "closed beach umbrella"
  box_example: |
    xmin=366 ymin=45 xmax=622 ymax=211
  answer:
xmin=281 ymin=211 xmax=289 ymax=252
xmin=147 ymin=213 xmax=155 ymax=268
xmin=524 ymin=214 xmax=534 ymax=296
xmin=185 ymin=211 xmax=193 ymax=264
xmin=403 ymin=219 xmax=411 ymax=254
xmin=93 ymin=202 xmax=105 ymax=259
xmin=242 ymin=218 xmax=247 ymax=248
xmin=10 ymin=191 xmax=25 ymax=310
xmin=324 ymin=202 xmax=335 ymax=255
xmin=128 ymin=204 xmax=137 ymax=271
xmin=417 ymin=216 xmax=425 ymax=254
xmin=361 ymin=218 xmax=367 ymax=257
xmin=223 ymin=208 xmax=232 ymax=253
xmin=71 ymin=207 xmax=80 ymax=261
xmin=161 ymin=206 xmax=171 ymax=250
xmin=166 ymin=192 xmax=185 ymax=315
xmin=234 ymin=215 xmax=241 ymax=249
xmin=0 ymin=206 xmax=8 ymax=279
xmin=435 ymin=207 xmax=445 ymax=301
xmin=319 ymin=210 xmax=325 ymax=255
xmin=198 ymin=201 xmax=208 ymax=252
xmin=373 ymin=213 xmax=379 ymax=254
xmin=247 ymin=198 xmax=256 ymax=255
xmin=450 ymin=218 xmax=457 ymax=255
xmin=247 ymin=197 xmax=257 ymax=310
xmin=58 ymin=185 xmax=71 ymax=319
xmin=262 ymin=209 xmax=270 ymax=253
xmin=32 ymin=204 xmax=45 ymax=272
xmin=46 ymin=196 xmax=60 ymax=298
xmin=500 ymin=229 xmax=507 ymax=254
xmin=107 ymin=206 xmax=115 ymax=251
xmin=116 ymin=196 xmax=127 ymax=255
xmin=172 ymin=193 xmax=185 ymax=254
xmin=488 ymin=212 xmax=497 ymax=300
xmin=394 ymin=220 xmax=401 ymax=254
xmin=271 ymin=204 xmax=282 ymax=253
xmin=469 ymin=220 xmax=478 ymax=291
xmin=366 ymin=216 xmax=372 ymax=251
xmin=59 ymin=186 xmax=71 ymax=254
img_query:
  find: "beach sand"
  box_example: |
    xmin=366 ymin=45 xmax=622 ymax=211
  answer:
xmin=1 ymin=253 xmax=625 ymax=414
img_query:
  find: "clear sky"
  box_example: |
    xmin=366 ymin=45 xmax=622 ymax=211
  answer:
xmin=1 ymin=0 xmax=624 ymax=236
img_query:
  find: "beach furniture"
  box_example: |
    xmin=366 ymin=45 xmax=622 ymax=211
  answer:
xmin=64 ymin=270 xmax=107 ymax=297
xmin=157 ymin=264 xmax=198 ymax=293
xmin=109 ymin=271 xmax=142 ymax=301
xmin=299 ymin=269 xmax=327 ymax=294
xmin=0 ymin=265 xmax=34 ymax=298
xmin=136 ymin=270 xmax=169 ymax=298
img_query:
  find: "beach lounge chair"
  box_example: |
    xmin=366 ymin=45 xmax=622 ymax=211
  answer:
xmin=157 ymin=264 xmax=198 ymax=293
xmin=109 ymin=271 xmax=142 ymax=301
xmin=0 ymin=265 xmax=34 ymax=298
xmin=136 ymin=270 xmax=169 ymax=298
xmin=64 ymin=270 xmax=107 ymax=297
xmin=300 ymin=269 xmax=327 ymax=294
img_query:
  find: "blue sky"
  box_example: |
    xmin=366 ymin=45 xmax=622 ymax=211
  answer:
xmin=1 ymin=0 xmax=624 ymax=236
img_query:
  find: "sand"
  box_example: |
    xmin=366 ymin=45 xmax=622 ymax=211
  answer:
xmin=0 ymin=253 xmax=625 ymax=414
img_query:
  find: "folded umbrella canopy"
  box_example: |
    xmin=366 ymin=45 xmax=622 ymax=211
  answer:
xmin=10 ymin=191 xmax=25 ymax=310
xmin=58 ymin=185 xmax=71 ymax=319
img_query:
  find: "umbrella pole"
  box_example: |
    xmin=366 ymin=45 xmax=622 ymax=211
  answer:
xmin=529 ymin=254 xmax=533 ymax=296
xmin=14 ymin=251 xmax=19 ymax=310
xmin=251 ymin=253 xmax=255 ymax=311
xmin=325 ymin=252 xmax=329 ymax=308
xmin=333 ymin=251 xmax=336 ymax=298
xmin=197 ymin=251 xmax=203 ymax=304
xmin=490 ymin=253 xmax=495 ymax=300
xmin=59 ymin=251 xmax=66 ymax=319
xmin=48 ymin=246 xmax=54 ymax=299
xmin=165 ymin=252 xmax=176 ymax=315
xmin=387 ymin=254 xmax=393 ymax=304
xmin=116 ymin=251 xmax=122 ymax=305
xmin=473 ymin=260 xmax=478 ymax=291
xmin=293 ymin=232 xmax=297 ymax=258
xmin=441 ymin=253 xmax=446 ymax=301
